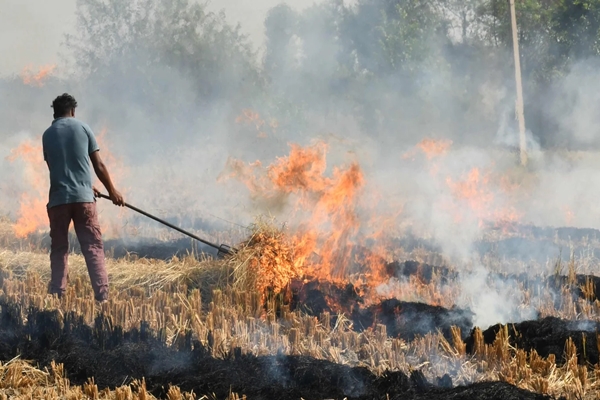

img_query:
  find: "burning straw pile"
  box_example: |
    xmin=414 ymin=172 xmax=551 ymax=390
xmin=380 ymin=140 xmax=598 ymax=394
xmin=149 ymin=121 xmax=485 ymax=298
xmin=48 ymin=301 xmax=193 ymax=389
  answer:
xmin=229 ymin=219 xmax=301 ymax=297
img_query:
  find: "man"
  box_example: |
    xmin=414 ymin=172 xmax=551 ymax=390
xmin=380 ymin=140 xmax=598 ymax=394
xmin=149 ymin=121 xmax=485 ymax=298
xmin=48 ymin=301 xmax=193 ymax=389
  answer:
xmin=42 ymin=93 xmax=124 ymax=302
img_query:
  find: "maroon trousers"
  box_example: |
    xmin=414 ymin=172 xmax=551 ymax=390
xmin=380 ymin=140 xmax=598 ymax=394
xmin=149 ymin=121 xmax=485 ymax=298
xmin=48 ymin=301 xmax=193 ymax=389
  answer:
xmin=47 ymin=202 xmax=108 ymax=301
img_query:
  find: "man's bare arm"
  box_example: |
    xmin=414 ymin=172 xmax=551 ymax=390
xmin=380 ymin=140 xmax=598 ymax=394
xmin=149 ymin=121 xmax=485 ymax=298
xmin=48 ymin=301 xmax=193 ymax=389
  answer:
xmin=90 ymin=151 xmax=124 ymax=206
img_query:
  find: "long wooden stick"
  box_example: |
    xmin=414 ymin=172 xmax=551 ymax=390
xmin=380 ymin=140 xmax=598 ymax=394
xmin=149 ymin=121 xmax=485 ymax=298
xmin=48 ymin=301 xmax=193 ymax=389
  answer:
xmin=96 ymin=193 xmax=236 ymax=256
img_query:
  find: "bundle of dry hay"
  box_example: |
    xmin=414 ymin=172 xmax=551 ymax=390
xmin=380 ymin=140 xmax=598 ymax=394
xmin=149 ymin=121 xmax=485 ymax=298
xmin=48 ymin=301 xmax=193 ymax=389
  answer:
xmin=228 ymin=218 xmax=302 ymax=297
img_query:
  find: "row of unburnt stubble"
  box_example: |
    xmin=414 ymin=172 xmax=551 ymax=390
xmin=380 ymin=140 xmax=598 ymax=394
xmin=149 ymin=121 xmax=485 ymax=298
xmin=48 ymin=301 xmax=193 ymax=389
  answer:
xmin=2 ymin=247 xmax=600 ymax=399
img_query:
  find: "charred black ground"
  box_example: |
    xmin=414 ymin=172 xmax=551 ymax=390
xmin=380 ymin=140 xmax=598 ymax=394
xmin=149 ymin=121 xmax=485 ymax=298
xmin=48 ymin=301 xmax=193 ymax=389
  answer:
xmin=465 ymin=316 xmax=600 ymax=365
xmin=0 ymin=300 xmax=551 ymax=400
xmin=287 ymin=279 xmax=474 ymax=341
xmin=286 ymin=263 xmax=600 ymax=343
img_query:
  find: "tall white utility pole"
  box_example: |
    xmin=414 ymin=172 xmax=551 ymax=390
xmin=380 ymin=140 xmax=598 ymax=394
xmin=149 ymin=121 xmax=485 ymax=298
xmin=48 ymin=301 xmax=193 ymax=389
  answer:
xmin=509 ymin=0 xmax=527 ymax=166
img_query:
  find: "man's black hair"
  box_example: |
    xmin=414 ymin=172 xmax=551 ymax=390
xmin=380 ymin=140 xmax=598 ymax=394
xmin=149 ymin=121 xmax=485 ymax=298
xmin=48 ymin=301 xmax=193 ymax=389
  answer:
xmin=51 ymin=93 xmax=78 ymax=119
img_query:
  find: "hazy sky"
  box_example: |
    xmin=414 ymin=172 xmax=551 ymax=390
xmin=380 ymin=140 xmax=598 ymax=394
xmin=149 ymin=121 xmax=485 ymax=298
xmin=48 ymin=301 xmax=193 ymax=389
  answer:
xmin=0 ymin=0 xmax=319 ymax=77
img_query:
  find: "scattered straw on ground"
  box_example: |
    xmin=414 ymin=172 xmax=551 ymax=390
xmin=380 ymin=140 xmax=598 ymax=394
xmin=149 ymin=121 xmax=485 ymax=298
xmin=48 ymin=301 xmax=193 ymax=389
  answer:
xmin=0 ymin=249 xmax=228 ymax=294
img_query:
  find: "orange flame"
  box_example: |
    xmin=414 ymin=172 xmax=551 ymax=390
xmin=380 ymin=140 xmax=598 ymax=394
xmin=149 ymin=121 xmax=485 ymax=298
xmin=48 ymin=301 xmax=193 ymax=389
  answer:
xmin=7 ymin=140 xmax=47 ymax=238
xmin=402 ymin=139 xmax=522 ymax=230
xmin=403 ymin=138 xmax=453 ymax=176
xmin=21 ymin=64 xmax=56 ymax=87
xmin=446 ymin=168 xmax=493 ymax=222
xmin=445 ymin=168 xmax=521 ymax=228
xmin=416 ymin=138 xmax=453 ymax=159
xmin=403 ymin=138 xmax=453 ymax=160
xmin=222 ymin=141 xmax=394 ymax=295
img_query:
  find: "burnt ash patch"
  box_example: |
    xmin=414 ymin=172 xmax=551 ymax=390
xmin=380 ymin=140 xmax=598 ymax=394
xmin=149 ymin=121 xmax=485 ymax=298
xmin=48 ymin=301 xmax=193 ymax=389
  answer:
xmin=385 ymin=260 xmax=457 ymax=284
xmin=547 ymin=274 xmax=600 ymax=302
xmin=405 ymin=380 xmax=556 ymax=400
xmin=285 ymin=268 xmax=600 ymax=348
xmin=353 ymin=299 xmax=474 ymax=341
xmin=289 ymin=279 xmax=364 ymax=315
xmin=465 ymin=317 xmax=600 ymax=365
xmin=287 ymin=279 xmax=473 ymax=341
xmin=0 ymin=301 xmax=550 ymax=400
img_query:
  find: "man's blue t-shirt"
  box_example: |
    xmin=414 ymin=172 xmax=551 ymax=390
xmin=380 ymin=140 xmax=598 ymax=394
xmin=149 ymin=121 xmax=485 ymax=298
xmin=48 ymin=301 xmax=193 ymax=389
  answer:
xmin=42 ymin=117 xmax=99 ymax=209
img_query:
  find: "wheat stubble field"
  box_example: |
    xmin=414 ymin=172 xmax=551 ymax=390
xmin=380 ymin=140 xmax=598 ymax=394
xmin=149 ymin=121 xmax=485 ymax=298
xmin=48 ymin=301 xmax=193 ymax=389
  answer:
xmin=3 ymin=207 xmax=600 ymax=400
